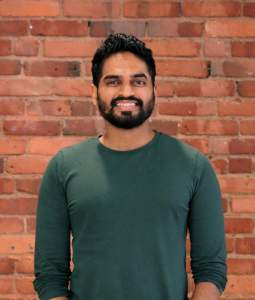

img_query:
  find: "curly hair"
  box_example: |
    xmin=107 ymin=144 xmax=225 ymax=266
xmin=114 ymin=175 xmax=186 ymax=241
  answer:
xmin=91 ymin=33 xmax=156 ymax=87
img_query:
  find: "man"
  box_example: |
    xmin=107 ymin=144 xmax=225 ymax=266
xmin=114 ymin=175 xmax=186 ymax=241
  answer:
xmin=33 ymin=33 xmax=227 ymax=300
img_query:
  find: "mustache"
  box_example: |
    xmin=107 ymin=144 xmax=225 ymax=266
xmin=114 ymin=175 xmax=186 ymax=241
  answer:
xmin=111 ymin=96 xmax=143 ymax=107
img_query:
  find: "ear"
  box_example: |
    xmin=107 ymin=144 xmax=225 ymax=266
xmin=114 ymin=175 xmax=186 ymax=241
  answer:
xmin=91 ymin=83 xmax=97 ymax=107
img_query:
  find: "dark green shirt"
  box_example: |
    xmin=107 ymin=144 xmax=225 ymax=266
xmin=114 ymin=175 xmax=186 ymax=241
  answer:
xmin=34 ymin=131 xmax=227 ymax=300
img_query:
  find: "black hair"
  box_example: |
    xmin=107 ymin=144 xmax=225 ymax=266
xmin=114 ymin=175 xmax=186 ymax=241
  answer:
xmin=91 ymin=33 xmax=156 ymax=87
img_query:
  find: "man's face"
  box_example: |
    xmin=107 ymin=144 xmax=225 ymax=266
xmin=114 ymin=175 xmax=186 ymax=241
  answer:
xmin=94 ymin=51 xmax=155 ymax=129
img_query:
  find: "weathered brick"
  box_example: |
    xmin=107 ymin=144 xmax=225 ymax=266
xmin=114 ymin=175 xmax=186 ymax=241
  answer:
xmin=226 ymin=275 xmax=255 ymax=294
xmin=63 ymin=119 xmax=97 ymax=136
xmin=157 ymin=60 xmax=209 ymax=78
xmin=44 ymin=39 xmax=101 ymax=57
xmin=0 ymin=0 xmax=60 ymax=17
xmin=15 ymin=255 xmax=34 ymax=273
xmin=0 ymin=258 xmax=15 ymax=274
xmin=0 ymin=217 xmax=24 ymax=234
xmin=0 ymin=198 xmax=37 ymax=215
xmin=3 ymin=120 xmax=61 ymax=136
xmin=211 ymin=158 xmax=228 ymax=174
xmin=232 ymin=42 xmax=255 ymax=57
xmin=236 ymin=238 xmax=255 ymax=254
xmin=26 ymin=217 xmax=36 ymax=234
xmin=71 ymin=101 xmax=94 ymax=116
xmin=31 ymin=20 xmax=88 ymax=36
xmin=220 ymin=176 xmax=255 ymax=193
xmin=230 ymin=139 xmax=255 ymax=154
xmin=206 ymin=20 xmax=255 ymax=37
xmin=6 ymin=156 xmax=49 ymax=174
xmin=0 ymin=21 xmax=28 ymax=36
xmin=124 ymin=1 xmax=180 ymax=17
xmin=0 ymin=235 xmax=34 ymax=254
xmin=229 ymin=158 xmax=252 ymax=173
xmin=238 ymin=81 xmax=255 ymax=97
xmin=26 ymin=99 xmax=71 ymax=116
xmin=181 ymin=120 xmax=238 ymax=135
xmin=212 ymin=60 xmax=255 ymax=77
xmin=219 ymin=101 xmax=255 ymax=116
xmin=156 ymin=80 xmax=174 ymax=97
xmin=183 ymin=1 xmax=241 ymax=17
xmin=63 ymin=0 xmax=121 ymax=18
xmin=0 ymin=99 xmax=25 ymax=115
xmin=0 ymin=40 xmax=11 ymax=55
xmin=244 ymin=3 xmax=255 ymax=17
xmin=224 ymin=217 xmax=253 ymax=233
xmin=0 ymin=159 xmax=4 ymax=173
xmin=231 ymin=197 xmax=255 ymax=213
xmin=16 ymin=178 xmax=41 ymax=195
xmin=0 ymin=278 xmax=13 ymax=294
xmin=14 ymin=38 xmax=39 ymax=56
xmin=210 ymin=138 xmax=230 ymax=154
xmin=228 ymin=258 xmax=255 ymax=275
xmin=182 ymin=138 xmax=209 ymax=154
xmin=204 ymin=39 xmax=230 ymax=57
xmin=24 ymin=61 xmax=81 ymax=77
xmin=0 ymin=138 xmax=26 ymax=155
xmin=16 ymin=277 xmax=35 ymax=294
xmin=178 ymin=22 xmax=204 ymax=37
xmin=151 ymin=120 xmax=178 ymax=136
xmin=240 ymin=120 xmax=255 ymax=135
xmin=0 ymin=178 xmax=15 ymax=194
xmin=148 ymin=20 xmax=178 ymax=37
xmin=145 ymin=39 xmax=200 ymax=57
xmin=0 ymin=60 xmax=21 ymax=75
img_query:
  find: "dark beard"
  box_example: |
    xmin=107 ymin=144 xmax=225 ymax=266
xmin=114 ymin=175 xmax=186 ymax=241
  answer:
xmin=97 ymin=92 xmax=155 ymax=129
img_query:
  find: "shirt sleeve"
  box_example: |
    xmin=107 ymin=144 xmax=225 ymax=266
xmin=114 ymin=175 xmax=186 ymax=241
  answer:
xmin=188 ymin=152 xmax=227 ymax=294
xmin=33 ymin=151 xmax=71 ymax=300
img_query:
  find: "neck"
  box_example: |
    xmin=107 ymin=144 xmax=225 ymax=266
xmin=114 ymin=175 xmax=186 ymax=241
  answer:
xmin=99 ymin=121 xmax=155 ymax=151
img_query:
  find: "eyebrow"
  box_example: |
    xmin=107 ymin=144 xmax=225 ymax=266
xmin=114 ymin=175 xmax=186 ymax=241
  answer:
xmin=102 ymin=73 xmax=148 ymax=81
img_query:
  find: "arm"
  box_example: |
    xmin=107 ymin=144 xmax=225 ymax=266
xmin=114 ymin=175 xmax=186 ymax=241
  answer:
xmin=188 ymin=153 xmax=227 ymax=297
xmin=50 ymin=298 xmax=69 ymax=300
xmin=33 ymin=152 xmax=71 ymax=300
xmin=191 ymin=282 xmax=220 ymax=300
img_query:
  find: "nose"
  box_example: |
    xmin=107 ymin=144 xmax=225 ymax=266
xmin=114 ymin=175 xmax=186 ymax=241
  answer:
xmin=119 ymin=82 xmax=135 ymax=98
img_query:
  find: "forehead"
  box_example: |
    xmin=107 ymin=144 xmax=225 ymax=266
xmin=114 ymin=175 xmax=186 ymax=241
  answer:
xmin=101 ymin=51 xmax=149 ymax=77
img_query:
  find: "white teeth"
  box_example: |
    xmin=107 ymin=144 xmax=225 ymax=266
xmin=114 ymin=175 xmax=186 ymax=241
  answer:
xmin=116 ymin=103 xmax=136 ymax=107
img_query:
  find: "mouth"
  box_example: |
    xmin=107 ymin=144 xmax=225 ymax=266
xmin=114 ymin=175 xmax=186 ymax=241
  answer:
xmin=114 ymin=100 xmax=139 ymax=111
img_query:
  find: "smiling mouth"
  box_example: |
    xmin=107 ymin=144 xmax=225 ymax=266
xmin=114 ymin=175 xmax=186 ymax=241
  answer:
xmin=114 ymin=100 xmax=139 ymax=111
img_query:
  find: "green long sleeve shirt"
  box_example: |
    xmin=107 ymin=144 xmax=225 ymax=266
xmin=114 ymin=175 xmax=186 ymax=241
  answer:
xmin=34 ymin=131 xmax=227 ymax=300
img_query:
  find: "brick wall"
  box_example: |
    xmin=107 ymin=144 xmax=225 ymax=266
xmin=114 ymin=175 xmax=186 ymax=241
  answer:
xmin=0 ymin=0 xmax=254 ymax=299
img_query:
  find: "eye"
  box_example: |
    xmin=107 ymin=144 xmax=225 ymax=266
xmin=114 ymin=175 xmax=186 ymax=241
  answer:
xmin=105 ymin=79 xmax=120 ymax=86
xmin=133 ymin=79 xmax=146 ymax=86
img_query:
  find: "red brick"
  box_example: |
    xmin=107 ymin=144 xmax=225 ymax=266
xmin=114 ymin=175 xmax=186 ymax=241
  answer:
xmin=71 ymin=101 xmax=94 ymax=116
xmin=0 ymin=235 xmax=34 ymax=254
xmin=0 ymin=278 xmax=13 ymax=294
xmin=228 ymin=258 xmax=255 ymax=275
xmin=157 ymin=60 xmax=209 ymax=78
xmin=0 ymin=99 xmax=25 ymax=115
xmin=0 ymin=159 xmax=3 ymax=173
xmin=181 ymin=120 xmax=238 ymax=135
xmin=31 ymin=20 xmax=88 ymax=36
xmin=0 ymin=178 xmax=15 ymax=194
xmin=6 ymin=156 xmax=49 ymax=174
xmin=240 ymin=120 xmax=255 ymax=135
xmin=44 ymin=39 xmax=101 ymax=57
xmin=244 ymin=3 xmax=255 ymax=17
xmin=151 ymin=120 xmax=178 ymax=136
xmin=229 ymin=158 xmax=252 ymax=173
xmin=224 ymin=217 xmax=253 ymax=233
xmin=145 ymin=38 xmax=200 ymax=57
xmin=238 ymin=81 xmax=255 ymax=97
xmin=27 ymin=100 xmax=71 ymax=116
xmin=3 ymin=120 xmax=61 ymax=136
xmin=0 ymin=217 xmax=24 ymax=234
xmin=63 ymin=119 xmax=97 ymax=136
xmin=219 ymin=101 xmax=255 ymax=116
xmin=0 ymin=198 xmax=37 ymax=215
xmin=231 ymin=197 xmax=255 ymax=213
xmin=124 ymin=1 xmax=180 ymax=17
xmin=0 ymin=21 xmax=28 ymax=36
xmin=26 ymin=217 xmax=36 ymax=234
xmin=0 ymin=60 xmax=21 ymax=75
xmin=0 ymin=0 xmax=60 ymax=17
xmin=226 ymin=275 xmax=255 ymax=294
xmin=16 ymin=178 xmax=41 ymax=194
xmin=211 ymin=158 xmax=228 ymax=174
xmin=230 ymin=139 xmax=255 ymax=154
xmin=0 ymin=258 xmax=15 ymax=274
xmin=183 ymin=1 xmax=241 ymax=17
xmin=226 ymin=238 xmax=234 ymax=253
xmin=156 ymin=81 xmax=174 ymax=97
xmin=178 ymin=22 xmax=203 ymax=37
xmin=15 ymin=277 xmax=35 ymax=294
xmin=27 ymin=137 xmax=83 ymax=155
xmin=158 ymin=101 xmax=216 ymax=116
xmin=210 ymin=138 xmax=229 ymax=154
xmin=15 ymin=255 xmax=34 ymax=274
xmin=14 ymin=38 xmax=39 ymax=56
xmin=213 ymin=60 xmax=255 ymax=77
xmin=204 ymin=39 xmax=230 ymax=57
xmin=174 ymin=79 xmax=235 ymax=97
xmin=219 ymin=176 xmax=255 ymax=193
xmin=0 ymin=40 xmax=11 ymax=55
xmin=182 ymin=138 xmax=209 ymax=154
xmin=24 ymin=61 xmax=81 ymax=77
xmin=64 ymin=0 xmax=121 ymax=17
xmin=148 ymin=20 xmax=178 ymax=37
xmin=232 ymin=42 xmax=255 ymax=57
xmin=206 ymin=20 xmax=255 ymax=37
xmin=236 ymin=238 xmax=255 ymax=254
xmin=0 ymin=138 xmax=26 ymax=155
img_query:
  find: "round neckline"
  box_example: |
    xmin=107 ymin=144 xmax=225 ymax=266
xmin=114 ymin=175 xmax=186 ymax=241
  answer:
xmin=96 ymin=130 xmax=160 ymax=154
